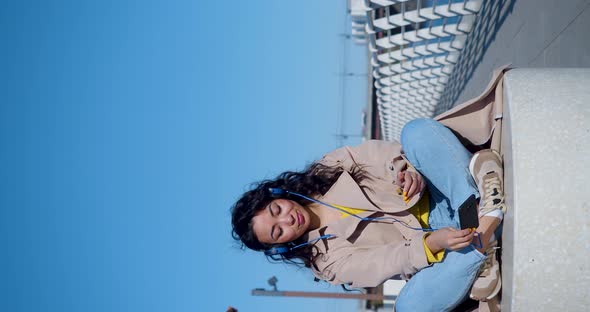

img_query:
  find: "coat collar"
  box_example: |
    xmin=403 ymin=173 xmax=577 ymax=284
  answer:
xmin=306 ymin=210 xmax=382 ymax=244
xmin=308 ymin=171 xmax=384 ymax=241
xmin=319 ymin=171 xmax=380 ymax=212
xmin=306 ymin=170 xmax=421 ymax=242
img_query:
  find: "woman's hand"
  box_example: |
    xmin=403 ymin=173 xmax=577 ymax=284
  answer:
xmin=425 ymin=228 xmax=476 ymax=253
xmin=396 ymin=170 xmax=426 ymax=200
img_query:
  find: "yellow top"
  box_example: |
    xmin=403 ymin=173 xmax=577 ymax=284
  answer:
xmin=332 ymin=190 xmax=444 ymax=264
xmin=408 ymin=190 xmax=445 ymax=263
xmin=332 ymin=204 xmax=367 ymax=218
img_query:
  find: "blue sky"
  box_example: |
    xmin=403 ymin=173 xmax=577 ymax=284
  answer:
xmin=1 ymin=1 xmax=368 ymax=311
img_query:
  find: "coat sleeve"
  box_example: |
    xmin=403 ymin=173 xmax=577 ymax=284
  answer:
xmin=314 ymin=231 xmax=431 ymax=288
xmin=321 ymin=140 xmax=418 ymax=185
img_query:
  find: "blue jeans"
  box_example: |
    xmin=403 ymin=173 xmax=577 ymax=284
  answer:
xmin=395 ymin=118 xmax=486 ymax=312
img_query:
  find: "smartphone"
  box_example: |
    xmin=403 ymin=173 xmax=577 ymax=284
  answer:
xmin=459 ymin=194 xmax=479 ymax=230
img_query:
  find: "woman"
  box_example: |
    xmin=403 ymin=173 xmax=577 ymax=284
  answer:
xmin=231 ymin=117 xmax=506 ymax=311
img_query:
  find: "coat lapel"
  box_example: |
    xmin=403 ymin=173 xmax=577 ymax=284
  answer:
xmin=314 ymin=171 xmax=419 ymax=240
xmin=314 ymin=171 xmax=380 ymax=240
xmin=319 ymin=171 xmax=379 ymax=212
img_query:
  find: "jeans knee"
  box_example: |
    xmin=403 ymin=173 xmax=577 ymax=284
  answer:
xmin=394 ymin=290 xmax=412 ymax=312
xmin=395 ymin=293 xmax=438 ymax=312
xmin=400 ymin=118 xmax=438 ymax=155
xmin=394 ymin=298 xmax=409 ymax=312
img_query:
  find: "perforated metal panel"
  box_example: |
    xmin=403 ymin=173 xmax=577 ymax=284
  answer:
xmin=350 ymin=0 xmax=483 ymax=140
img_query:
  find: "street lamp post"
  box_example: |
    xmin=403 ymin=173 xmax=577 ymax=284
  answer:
xmin=251 ymin=288 xmax=397 ymax=301
xmin=252 ymin=276 xmax=397 ymax=301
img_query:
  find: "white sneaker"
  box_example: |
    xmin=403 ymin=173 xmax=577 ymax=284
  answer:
xmin=470 ymin=241 xmax=502 ymax=301
xmin=469 ymin=149 xmax=507 ymax=216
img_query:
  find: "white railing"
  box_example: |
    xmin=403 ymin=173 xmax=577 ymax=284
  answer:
xmin=351 ymin=0 xmax=483 ymax=140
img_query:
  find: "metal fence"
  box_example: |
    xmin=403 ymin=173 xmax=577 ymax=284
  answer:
xmin=356 ymin=0 xmax=483 ymax=140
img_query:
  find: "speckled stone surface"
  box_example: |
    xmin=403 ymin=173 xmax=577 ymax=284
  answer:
xmin=501 ymin=68 xmax=590 ymax=311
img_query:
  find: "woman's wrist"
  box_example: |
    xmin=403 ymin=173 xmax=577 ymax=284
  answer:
xmin=424 ymin=232 xmax=444 ymax=254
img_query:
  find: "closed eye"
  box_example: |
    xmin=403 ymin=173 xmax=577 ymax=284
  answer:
xmin=270 ymin=226 xmax=283 ymax=242
xmin=268 ymin=204 xmax=276 ymax=240
xmin=269 ymin=203 xmax=280 ymax=216
xmin=269 ymin=202 xmax=282 ymax=241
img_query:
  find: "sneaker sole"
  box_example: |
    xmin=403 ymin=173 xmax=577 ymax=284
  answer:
xmin=470 ymin=273 xmax=502 ymax=301
xmin=487 ymin=273 xmax=502 ymax=300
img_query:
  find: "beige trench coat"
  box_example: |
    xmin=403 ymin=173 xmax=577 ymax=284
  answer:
xmin=308 ymin=67 xmax=509 ymax=288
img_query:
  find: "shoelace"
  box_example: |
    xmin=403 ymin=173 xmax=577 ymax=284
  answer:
xmin=482 ymin=176 xmax=504 ymax=209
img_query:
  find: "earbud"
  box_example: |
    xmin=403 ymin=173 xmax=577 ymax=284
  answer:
xmin=264 ymin=235 xmax=335 ymax=256
xmin=268 ymin=188 xmax=286 ymax=197
xmin=264 ymin=245 xmax=291 ymax=256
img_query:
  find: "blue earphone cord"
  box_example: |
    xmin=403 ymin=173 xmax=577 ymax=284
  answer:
xmin=283 ymin=190 xmax=436 ymax=232
xmin=272 ymin=188 xmax=482 ymax=251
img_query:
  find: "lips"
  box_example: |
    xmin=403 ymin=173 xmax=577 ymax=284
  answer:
xmin=297 ymin=211 xmax=304 ymax=226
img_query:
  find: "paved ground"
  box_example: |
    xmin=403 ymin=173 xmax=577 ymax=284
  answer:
xmin=435 ymin=0 xmax=590 ymax=111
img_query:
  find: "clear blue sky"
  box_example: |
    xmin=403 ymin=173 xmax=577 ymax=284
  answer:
xmin=1 ymin=1 xmax=368 ymax=311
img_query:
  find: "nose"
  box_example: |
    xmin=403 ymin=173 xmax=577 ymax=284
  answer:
xmin=279 ymin=214 xmax=295 ymax=226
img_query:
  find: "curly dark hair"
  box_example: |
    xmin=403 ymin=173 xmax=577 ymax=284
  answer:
xmin=231 ymin=162 xmax=368 ymax=268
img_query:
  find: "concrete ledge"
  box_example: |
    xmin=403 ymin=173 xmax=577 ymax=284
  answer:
xmin=501 ymin=68 xmax=590 ymax=311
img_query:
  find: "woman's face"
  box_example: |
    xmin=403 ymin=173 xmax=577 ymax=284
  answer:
xmin=252 ymin=199 xmax=311 ymax=245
